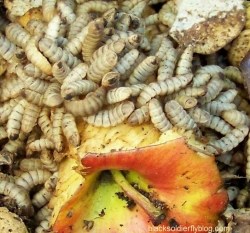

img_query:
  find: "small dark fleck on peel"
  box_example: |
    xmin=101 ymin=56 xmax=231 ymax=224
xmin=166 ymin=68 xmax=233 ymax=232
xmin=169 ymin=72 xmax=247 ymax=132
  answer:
xmin=169 ymin=218 xmax=180 ymax=228
xmin=67 ymin=210 xmax=73 ymax=218
xmin=83 ymin=220 xmax=94 ymax=231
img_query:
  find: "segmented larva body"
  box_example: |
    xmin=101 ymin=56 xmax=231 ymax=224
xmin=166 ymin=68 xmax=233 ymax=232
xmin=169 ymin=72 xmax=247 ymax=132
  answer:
xmin=115 ymin=13 xmax=131 ymax=32
xmin=0 ymin=75 xmax=23 ymax=102
xmin=20 ymin=158 xmax=43 ymax=172
xmin=87 ymin=50 xmax=118 ymax=83
xmin=107 ymin=87 xmax=132 ymax=104
xmin=62 ymin=79 xmax=98 ymax=100
xmin=192 ymin=73 xmax=211 ymax=87
xmin=21 ymin=103 xmax=41 ymax=134
xmin=101 ymin=71 xmax=120 ymax=88
xmin=188 ymin=107 xmax=210 ymax=125
xmin=44 ymin=172 xmax=58 ymax=192
xmin=224 ymin=66 xmax=244 ymax=84
xmin=45 ymin=15 xmax=61 ymax=41
xmin=5 ymin=23 xmax=31 ymax=49
xmin=0 ymin=33 xmax=16 ymax=61
xmin=164 ymin=100 xmax=197 ymax=130
xmin=137 ymin=74 xmax=193 ymax=107
xmin=127 ymin=105 xmax=150 ymax=125
xmin=0 ymin=180 xmax=33 ymax=216
xmin=157 ymin=47 xmax=178 ymax=81
xmin=26 ymin=19 xmax=46 ymax=36
xmin=62 ymin=113 xmax=80 ymax=147
xmin=0 ymin=126 xmax=8 ymax=141
xmin=42 ymin=0 xmax=57 ymax=22
xmin=113 ymin=49 xmax=140 ymax=79
xmin=233 ymin=94 xmax=250 ymax=115
xmin=3 ymin=132 xmax=27 ymax=154
xmin=76 ymin=1 xmax=116 ymax=16
xmin=149 ymin=34 xmax=164 ymax=56
xmin=236 ymin=187 xmax=249 ymax=208
xmin=0 ymin=97 xmax=22 ymax=124
xmin=206 ymin=125 xmax=249 ymax=155
xmin=202 ymin=101 xmax=236 ymax=116
xmin=149 ymin=98 xmax=172 ymax=132
xmin=35 ymin=217 xmax=51 ymax=233
xmin=39 ymin=38 xmax=80 ymax=68
xmin=130 ymin=84 xmax=147 ymax=97
xmin=24 ymin=63 xmax=49 ymax=80
xmin=62 ymin=62 xmax=88 ymax=86
xmin=15 ymin=169 xmax=51 ymax=191
xmin=199 ymin=77 xmax=224 ymax=104
xmin=35 ymin=205 xmax=52 ymax=223
xmin=40 ymin=150 xmax=58 ymax=172
xmin=7 ymin=99 xmax=27 ymax=140
xmin=222 ymin=110 xmax=250 ymax=127
xmin=175 ymin=96 xmax=198 ymax=109
xmin=246 ymin=132 xmax=250 ymax=181
xmin=215 ymin=89 xmax=238 ymax=103
xmin=0 ymin=172 xmax=15 ymax=182
xmin=196 ymin=64 xmax=224 ymax=76
xmin=175 ymin=45 xmax=193 ymax=76
xmin=67 ymin=15 xmax=90 ymax=40
xmin=127 ymin=56 xmax=158 ymax=85
xmin=24 ymin=76 xmax=50 ymax=94
xmin=52 ymin=61 xmax=71 ymax=84
xmin=145 ymin=13 xmax=159 ymax=26
xmin=91 ymin=40 xmax=126 ymax=63
xmin=27 ymin=139 xmax=55 ymax=152
xmin=81 ymin=18 xmax=105 ymax=62
xmin=84 ymin=101 xmax=135 ymax=127
xmin=51 ymin=107 xmax=64 ymax=152
xmin=64 ymin=87 xmax=106 ymax=117
xmin=14 ymin=48 xmax=28 ymax=64
xmin=227 ymin=186 xmax=239 ymax=201
xmin=172 ymin=87 xmax=206 ymax=99
xmin=25 ymin=36 xmax=52 ymax=75
xmin=43 ymin=82 xmax=63 ymax=107
xmin=57 ymin=1 xmax=76 ymax=25
xmin=23 ymin=89 xmax=44 ymax=107
xmin=38 ymin=107 xmax=53 ymax=140
xmin=158 ymin=0 xmax=176 ymax=27
xmin=32 ymin=187 xmax=53 ymax=208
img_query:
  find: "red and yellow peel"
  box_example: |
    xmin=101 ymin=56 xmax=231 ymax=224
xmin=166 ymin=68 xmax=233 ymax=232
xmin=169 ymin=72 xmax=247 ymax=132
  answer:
xmin=53 ymin=138 xmax=228 ymax=233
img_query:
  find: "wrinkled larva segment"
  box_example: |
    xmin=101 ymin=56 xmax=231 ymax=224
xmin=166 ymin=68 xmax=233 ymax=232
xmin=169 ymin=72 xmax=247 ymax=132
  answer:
xmin=236 ymin=187 xmax=249 ymax=208
xmin=57 ymin=1 xmax=76 ymax=25
xmin=24 ymin=63 xmax=49 ymax=80
xmin=7 ymin=99 xmax=27 ymax=140
xmin=20 ymin=158 xmax=43 ymax=172
xmin=21 ymin=103 xmax=41 ymax=134
xmin=40 ymin=150 xmax=58 ymax=172
xmin=224 ymin=66 xmax=244 ymax=85
xmin=113 ymin=49 xmax=140 ymax=79
xmin=35 ymin=205 xmax=52 ymax=223
xmin=157 ymin=47 xmax=178 ymax=81
xmin=5 ymin=23 xmax=31 ymax=49
xmin=87 ymin=50 xmax=118 ymax=83
xmin=3 ymin=132 xmax=27 ymax=154
xmin=155 ymin=37 xmax=173 ymax=60
xmin=51 ymin=107 xmax=65 ymax=152
xmin=25 ymin=36 xmax=52 ymax=75
xmin=214 ymin=89 xmax=238 ymax=103
xmin=83 ymin=101 xmax=135 ymax=127
xmin=127 ymin=56 xmax=158 ymax=85
xmin=38 ymin=107 xmax=53 ymax=140
xmin=35 ymin=217 xmax=51 ymax=233
xmin=81 ymin=18 xmax=105 ymax=63
xmin=0 ymin=33 xmax=16 ymax=61
xmin=233 ymin=94 xmax=250 ymax=115
xmin=199 ymin=76 xmax=224 ymax=104
xmin=64 ymin=87 xmax=106 ymax=117
xmin=158 ymin=0 xmax=176 ymax=27
xmin=129 ymin=83 xmax=147 ymax=97
xmin=202 ymin=101 xmax=236 ymax=116
xmin=137 ymin=74 xmax=193 ymax=107
xmin=43 ymin=82 xmax=63 ymax=108
xmin=107 ymin=87 xmax=132 ymax=104
xmin=206 ymin=125 xmax=249 ymax=155
xmin=192 ymin=73 xmax=211 ymax=87
xmin=175 ymin=96 xmax=198 ymax=109
xmin=52 ymin=61 xmax=71 ymax=84
xmin=175 ymin=45 xmax=193 ymax=76
xmin=115 ymin=13 xmax=131 ymax=32
xmin=26 ymin=19 xmax=46 ymax=36
xmin=27 ymin=139 xmax=55 ymax=152
xmin=32 ymin=187 xmax=53 ymax=208
xmin=127 ymin=104 xmax=150 ymax=125
xmin=23 ymin=89 xmax=44 ymax=107
xmin=42 ymin=0 xmax=57 ymax=22
xmin=62 ymin=113 xmax=80 ymax=147
xmin=145 ymin=13 xmax=159 ymax=26
xmin=23 ymin=76 xmax=50 ymax=94
xmin=0 ymin=180 xmax=33 ymax=216
xmin=15 ymin=169 xmax=51 ymax=192
xmin=38 ymin=38 xmax=80 ymax=68
xmin=101 ymin=71 xmax=120 ymax=88
xmin=164 ymin=100 xmax=197 ymax=131
xmin=149 ymin=98 xmax=172 ymax=132
xmin=222 ymin=110 xmax=250 ymax=127
xmin=45 ymin=15 xmax=61 ymax=41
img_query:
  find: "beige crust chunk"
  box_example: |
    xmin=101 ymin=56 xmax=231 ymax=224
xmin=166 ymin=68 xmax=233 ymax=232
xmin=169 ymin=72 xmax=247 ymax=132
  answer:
xmin=170 ymin=0 xmax=245 ymax=54
xmin=0 ymin=207 xmax=28 ymax=233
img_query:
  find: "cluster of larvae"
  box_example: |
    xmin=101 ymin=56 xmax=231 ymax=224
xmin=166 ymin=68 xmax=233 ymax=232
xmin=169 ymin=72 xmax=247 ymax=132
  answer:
xmin=0 ymin=0 xmax=250 ymax=232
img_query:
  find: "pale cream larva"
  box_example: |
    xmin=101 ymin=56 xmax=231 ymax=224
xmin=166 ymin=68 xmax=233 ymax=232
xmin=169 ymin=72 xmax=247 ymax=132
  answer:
xmin=19 ymin=158 xmax=43 ymax=172
xmin=27 ymin=139 xmax=55 ymax=152
xmin=127 ymin=104 xmax=150 ymax=125
xmin=222 ymin=110 xmax=250 ymax=127
xmin=52 ymin=61 xmax=71 ymax=84
xmin=43 ymin=82 xmax=64 ymax=107
xmin=42 ymin=0 xmax=57 ymax=22
xmin=57 ymin=1 xmax=76 ymax=25
xmin=175 ymin=45 xmax=193 ymax=76
xmin=40 ymin=150 xmax=58 ymax=172
xmin=23 ymin=89 xmax=44 ymax=107
xmin=0 ymin=33 xmax=16 ymax=61
xmin=106 ymin=87 xmax=132 ymax=104
xmin=214 ymin=89 xmax=238 ymax=103
xmin=202 ymin=101 xmax=236 ymax=116
xmin=38 ymin=107 xmax=53 ymax=140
